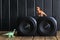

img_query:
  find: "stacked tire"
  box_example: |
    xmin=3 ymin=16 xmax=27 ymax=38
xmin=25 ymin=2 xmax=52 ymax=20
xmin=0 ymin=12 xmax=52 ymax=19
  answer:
xmin=37 ymin=17 xmax=57 ymax=36
xmin=16 ymin=16 xmax=57 ymax=36
xmin=16 ymin=17 xmax=37 ymax=36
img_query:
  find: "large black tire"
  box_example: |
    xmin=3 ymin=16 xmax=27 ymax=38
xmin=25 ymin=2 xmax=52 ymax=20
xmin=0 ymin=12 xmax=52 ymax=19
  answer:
xmin=17 ymin=17 xmax=37 ymax=36
xmin=37 ymin=17 xmax=57 ymax=36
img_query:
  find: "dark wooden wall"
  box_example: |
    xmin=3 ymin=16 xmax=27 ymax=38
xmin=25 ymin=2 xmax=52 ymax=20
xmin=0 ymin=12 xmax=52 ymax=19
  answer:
xmin=53 ymin=0 xmax=60 ymax=30
xmin=0 ymin=0 xmax=60 ymax=31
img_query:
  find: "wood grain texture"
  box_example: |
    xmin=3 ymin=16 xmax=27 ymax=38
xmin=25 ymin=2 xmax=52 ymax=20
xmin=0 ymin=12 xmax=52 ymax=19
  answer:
xmin=21 ymin=36 xmax=33 ymax=40
xmin=56 ymin=31 xmax=60 ymax=40
xmin=0 ymin=31 xmax=60 ymax=40
xmin=45 ymin=36 xmax=57 ymax=40
xmin=33 ymin=36 xmax=44 ymax=40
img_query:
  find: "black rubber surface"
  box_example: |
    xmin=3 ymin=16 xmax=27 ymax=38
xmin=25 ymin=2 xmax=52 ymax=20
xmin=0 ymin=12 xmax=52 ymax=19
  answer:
xmin=16 ymin=17 xmax=37 ymax=36
xmin=37 ymin=17 xmax=57 ymax=36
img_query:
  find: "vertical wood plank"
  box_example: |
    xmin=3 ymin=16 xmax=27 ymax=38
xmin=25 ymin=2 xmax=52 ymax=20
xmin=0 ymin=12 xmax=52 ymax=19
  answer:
xmin=45 ymin=36 xmax=57 ymax=40
xmin=21 ymin=36 xmax=33 ymax=40
xmin=0 ymin=0 xmax=1 ymax=30
xmin=14 ymin=37 xmax=22 ymax=40
xmin=33 ymin=36 xmax=44 ymax=40
xmin=2 ymin=0 xmax=9 ymax=31
xmin=56 ymin=31 xmax=60 ymax=40
xmin=10 ymin=0 xmax=17 ymax=31
xmin=18 ymin=0 xmax=25 ymax=17
xmin=57 ymin=31 xmax=60 ymax=37
xmin=53 ymin=0 xmax=60 ymax=30
xmin=0 ymin=36 xmax=8 ymax=40
xmin=0 ymin=36 xmax=22 ymax=40
xmin=44 ymin=0 xmax=52 ymax=16
xmin=0 ymin=36 xmax=4 ymax=40
xmin=27 ymin=0 xmax=34 ymax=16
